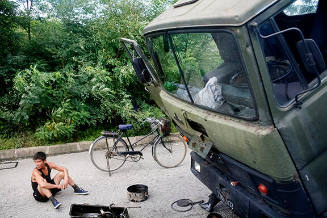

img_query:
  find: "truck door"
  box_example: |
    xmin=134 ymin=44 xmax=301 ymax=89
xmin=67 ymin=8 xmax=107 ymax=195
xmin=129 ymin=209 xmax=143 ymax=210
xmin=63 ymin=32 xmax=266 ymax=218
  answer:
xmin=144 ymin=29 xmax=297 ymax=182
xmin=249 ymin=0 xmax=327 ymax=215
xmin=120 ymin=38 xmax=165 ymax=110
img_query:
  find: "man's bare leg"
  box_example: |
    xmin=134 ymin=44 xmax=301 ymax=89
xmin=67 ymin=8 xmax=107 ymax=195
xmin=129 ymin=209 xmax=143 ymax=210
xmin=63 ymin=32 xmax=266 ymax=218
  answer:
xmin=37 ymin=186 xmax=52 ymax=198
xmin=53 ymin=172 xmax=88 ymax=194
xmin=53 ymin=172 xmax=76 ymax=186
xmin=37 ymin=186 xmax=61 ymax=209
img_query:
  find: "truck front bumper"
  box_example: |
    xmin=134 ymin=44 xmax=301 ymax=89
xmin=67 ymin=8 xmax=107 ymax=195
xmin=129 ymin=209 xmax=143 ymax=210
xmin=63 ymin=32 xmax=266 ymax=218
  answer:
xmin=190 ymin=151 xmax=288 ymax=218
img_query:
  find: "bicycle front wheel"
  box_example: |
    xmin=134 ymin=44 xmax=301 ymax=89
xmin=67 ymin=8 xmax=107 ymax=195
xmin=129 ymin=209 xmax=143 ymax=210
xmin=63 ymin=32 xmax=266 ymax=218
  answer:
xmin=153 ymin=134 xmax=187 ymax=168
xmin=89 ymin=136 xmax=128 ymax=172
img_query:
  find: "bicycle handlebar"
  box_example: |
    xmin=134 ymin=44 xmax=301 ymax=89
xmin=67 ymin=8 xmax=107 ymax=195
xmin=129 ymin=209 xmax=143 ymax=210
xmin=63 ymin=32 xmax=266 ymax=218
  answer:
xmin=145 ymin=117 xmax=164 ymax=126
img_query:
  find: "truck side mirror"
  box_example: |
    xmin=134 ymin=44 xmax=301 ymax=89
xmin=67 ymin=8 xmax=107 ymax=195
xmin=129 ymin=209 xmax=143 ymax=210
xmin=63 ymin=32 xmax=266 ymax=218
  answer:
xmin=296 ymin=39 xmax=326 ymax=75
xmin=132 ymin=57 xmax=151 ymax=83
xmin=121 ymin=38 xmax=157 ymax=84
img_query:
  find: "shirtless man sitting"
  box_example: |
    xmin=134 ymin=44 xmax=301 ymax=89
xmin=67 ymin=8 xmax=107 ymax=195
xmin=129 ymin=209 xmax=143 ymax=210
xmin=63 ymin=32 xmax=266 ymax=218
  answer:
xmin=31 ymin=152 xmax=88 ymax=209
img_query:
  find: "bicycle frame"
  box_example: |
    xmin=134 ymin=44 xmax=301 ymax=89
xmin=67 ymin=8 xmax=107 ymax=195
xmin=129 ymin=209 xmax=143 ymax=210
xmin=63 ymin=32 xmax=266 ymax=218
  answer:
xmin=120 ymin=127 xmax=161 ymax=152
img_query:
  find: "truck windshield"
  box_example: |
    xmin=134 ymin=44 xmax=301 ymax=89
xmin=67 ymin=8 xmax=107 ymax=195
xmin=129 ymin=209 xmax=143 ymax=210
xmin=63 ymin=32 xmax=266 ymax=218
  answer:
xmin=147 ymin=31 xmax=256 ymax=120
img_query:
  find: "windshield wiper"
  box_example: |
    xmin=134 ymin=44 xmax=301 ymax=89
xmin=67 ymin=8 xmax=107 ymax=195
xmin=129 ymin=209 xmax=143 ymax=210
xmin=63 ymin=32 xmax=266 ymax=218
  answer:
xmin=168 ymin=34 xmax=194 ymax=103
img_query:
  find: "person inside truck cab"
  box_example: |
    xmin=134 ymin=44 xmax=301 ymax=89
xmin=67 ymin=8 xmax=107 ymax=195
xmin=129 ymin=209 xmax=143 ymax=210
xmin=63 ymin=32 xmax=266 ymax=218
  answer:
xmin=151 ymin=31 xmax=255 ymax=117
xmin=195 ymin=32 xmax=253 ymax=117
xmin=203 ymin=33 xmax=247 ymax=88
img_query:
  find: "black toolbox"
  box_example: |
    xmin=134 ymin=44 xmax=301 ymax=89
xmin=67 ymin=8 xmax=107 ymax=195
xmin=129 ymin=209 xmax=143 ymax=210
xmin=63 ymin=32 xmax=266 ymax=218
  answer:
xmin=69 ymin=204 xmax=129 ymax=218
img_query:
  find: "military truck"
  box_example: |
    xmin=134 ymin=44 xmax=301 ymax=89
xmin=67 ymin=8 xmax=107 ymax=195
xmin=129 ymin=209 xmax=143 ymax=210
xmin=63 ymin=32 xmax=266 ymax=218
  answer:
xmin=121 ymin=0 xmax=327 ymax=217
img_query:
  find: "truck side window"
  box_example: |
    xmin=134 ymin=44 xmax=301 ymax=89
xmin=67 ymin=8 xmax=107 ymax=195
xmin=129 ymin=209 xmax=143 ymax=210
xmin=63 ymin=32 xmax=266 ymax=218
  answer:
xmin=259 ymin=19 xmax=307 ymax=105
xmin=148 ymin=31 xmax=256 ymax=120
xmin=150 ymin=35 xmax=183 ymax=96
xmin=284 ymin=0 xmax=318 ymax=16
xmin=259 ymin=0 xmax=327 ymax=106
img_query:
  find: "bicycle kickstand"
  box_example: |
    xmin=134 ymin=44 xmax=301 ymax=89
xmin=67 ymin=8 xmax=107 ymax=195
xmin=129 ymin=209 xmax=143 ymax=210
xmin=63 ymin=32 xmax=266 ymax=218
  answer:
xmin=107 ymin=157 xmax=111 ymax=177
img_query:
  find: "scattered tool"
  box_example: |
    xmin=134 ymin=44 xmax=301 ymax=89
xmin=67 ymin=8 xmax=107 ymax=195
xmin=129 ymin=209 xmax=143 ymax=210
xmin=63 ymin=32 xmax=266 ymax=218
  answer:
xmin=0 ymin=161 xmax=18 ymax=170
xmin=171 ymin=199 xmax=204 ymax=212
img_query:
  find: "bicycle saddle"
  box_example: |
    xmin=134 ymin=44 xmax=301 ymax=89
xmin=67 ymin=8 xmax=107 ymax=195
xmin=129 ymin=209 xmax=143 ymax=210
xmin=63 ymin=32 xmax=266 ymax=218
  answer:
xmin=119 ymin=124 xmax=133 ymax=130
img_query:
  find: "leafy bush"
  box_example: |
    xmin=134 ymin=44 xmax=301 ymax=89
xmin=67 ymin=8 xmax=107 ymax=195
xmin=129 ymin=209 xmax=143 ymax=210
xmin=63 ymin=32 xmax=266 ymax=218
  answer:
xmin=8 ymin=63 xmax=164 ymax=142
xmin=0 ymin=0 xmax=176 ymax=145
xmin=0 ymin=132 xmax=41 ymax=150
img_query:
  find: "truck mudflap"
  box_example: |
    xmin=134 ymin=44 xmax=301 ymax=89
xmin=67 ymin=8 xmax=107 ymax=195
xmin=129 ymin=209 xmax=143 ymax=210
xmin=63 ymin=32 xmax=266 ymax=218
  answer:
xmin=190 ymin=151 xmax=315 ymax=218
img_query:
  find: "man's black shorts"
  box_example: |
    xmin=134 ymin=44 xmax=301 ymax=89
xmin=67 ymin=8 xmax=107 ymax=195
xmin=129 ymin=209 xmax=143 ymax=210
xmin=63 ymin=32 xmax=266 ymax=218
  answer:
xmin=33 ymin=179 xmax=61 ymax=202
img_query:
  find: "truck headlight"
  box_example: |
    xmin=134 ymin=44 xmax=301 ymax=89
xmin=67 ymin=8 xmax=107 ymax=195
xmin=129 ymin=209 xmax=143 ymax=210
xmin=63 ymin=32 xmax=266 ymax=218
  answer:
xmin=194 ymin=161 xmax=201 ymax=172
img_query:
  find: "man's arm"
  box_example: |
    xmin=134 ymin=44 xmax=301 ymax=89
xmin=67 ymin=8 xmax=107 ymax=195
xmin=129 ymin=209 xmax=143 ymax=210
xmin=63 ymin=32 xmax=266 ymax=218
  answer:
xmin=32 ymin=169 xmax=62 ymax=189
xmin=48 ymin=162 xmax=69 ymax=188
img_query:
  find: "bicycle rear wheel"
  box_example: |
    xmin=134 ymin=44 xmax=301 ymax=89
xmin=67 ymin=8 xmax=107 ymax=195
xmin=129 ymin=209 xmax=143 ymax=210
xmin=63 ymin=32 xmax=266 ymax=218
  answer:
xmin=153 ymin=134 xmax=187 ymax=168
xmin=89 ymin=136 xmax=128 ymax=172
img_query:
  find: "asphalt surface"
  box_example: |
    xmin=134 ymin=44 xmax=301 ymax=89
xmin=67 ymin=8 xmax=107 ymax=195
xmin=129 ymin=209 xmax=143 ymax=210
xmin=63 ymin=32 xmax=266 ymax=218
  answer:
xmin=0 ymin=147 xmax=238 ymax=218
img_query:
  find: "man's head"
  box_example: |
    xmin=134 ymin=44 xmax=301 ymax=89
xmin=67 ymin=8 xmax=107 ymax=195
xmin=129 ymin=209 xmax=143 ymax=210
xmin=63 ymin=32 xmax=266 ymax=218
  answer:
xmin=33 ymin=152 xmax=47 ymax=169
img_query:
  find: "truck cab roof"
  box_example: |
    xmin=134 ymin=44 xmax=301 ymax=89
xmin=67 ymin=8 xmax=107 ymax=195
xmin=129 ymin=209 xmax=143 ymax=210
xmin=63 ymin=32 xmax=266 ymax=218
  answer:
xmin=144 ymin=0 xmax=277 ymax=34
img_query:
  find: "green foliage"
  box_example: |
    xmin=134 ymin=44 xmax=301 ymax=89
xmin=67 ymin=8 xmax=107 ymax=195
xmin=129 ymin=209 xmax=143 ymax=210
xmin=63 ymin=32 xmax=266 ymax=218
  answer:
xmin=0 ymin=0 xmax=19 ymax=58
xmin=151 ymin=33 xmax=224 ymax=90
xmin=0 ymin=0 xmax=26 ymax=96
xmin=4 ymin=60 xmax=165 ymax=143
xmin=0 ymin=132 xmax=41 ymax=150
xmin=164 ymin=81 xmax=177 ymax=93
xmin=173 ymin=33 xmax=223 ymax=87
xmin=0 ymin=0 xmax=173 ymax=146
xmin=35 ymin=99 xmax=93 ymax=141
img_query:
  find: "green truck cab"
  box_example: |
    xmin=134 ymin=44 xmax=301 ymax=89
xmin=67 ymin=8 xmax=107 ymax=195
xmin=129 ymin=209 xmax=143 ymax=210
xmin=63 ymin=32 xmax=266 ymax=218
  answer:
xmin=121 ymin=0 xmax=327 ymax=217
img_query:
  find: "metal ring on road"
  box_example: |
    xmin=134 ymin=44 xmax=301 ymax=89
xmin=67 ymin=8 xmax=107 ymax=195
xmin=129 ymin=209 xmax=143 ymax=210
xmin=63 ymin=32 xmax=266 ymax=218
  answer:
xmin=171 ymin=199 xmax=194 ymax=212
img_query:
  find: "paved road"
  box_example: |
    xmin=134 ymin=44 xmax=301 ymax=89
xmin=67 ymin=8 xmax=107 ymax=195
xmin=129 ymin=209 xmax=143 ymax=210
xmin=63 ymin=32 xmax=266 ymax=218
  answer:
xmin=0 ymin=147 xmax=237 ymax=218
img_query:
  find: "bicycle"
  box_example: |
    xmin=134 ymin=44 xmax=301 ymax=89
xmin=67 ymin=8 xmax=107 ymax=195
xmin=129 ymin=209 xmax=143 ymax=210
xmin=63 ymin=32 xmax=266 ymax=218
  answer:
xmin=89 ymin=118 xmax=187 ymax=174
